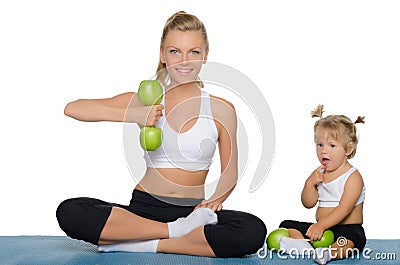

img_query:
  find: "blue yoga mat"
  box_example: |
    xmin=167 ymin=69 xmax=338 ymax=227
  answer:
xmin=0 ymin=236 xmax=398 ymax=265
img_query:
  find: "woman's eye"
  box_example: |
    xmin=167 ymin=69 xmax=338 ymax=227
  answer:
xmin=191 ymin=50 xmax=200 ymax=55
xmin=170 ymin=49 xmax=178 ymax=54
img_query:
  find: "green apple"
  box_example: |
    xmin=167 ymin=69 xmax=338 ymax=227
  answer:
xmin=312 ymin=230 xmax=334 ymax=248
xmin=267 ymin=228 xmax=290 ymax=252
xmin=137 ymin=80 xmax=163 ymax=106
xmin=137 ymin=80 xmax=163 ymax=151
xmin=140 ymin=127 xmax=162 ymax=151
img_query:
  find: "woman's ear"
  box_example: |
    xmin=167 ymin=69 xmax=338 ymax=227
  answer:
xmin=203 ymin=50 xmax=209 ymax=64
xmin=160 ymin=47 xmax=165 ymax=64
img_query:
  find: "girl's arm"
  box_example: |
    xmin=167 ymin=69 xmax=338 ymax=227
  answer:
xmin=301 ymin=166 xmax=325 ymax=208
xmin=306 ymin=171 xmax=364 ymax=241
xmin=64 ymin=92 xmax=163 ymax=126
xmin=196 ymin=96 xmax=238 ymax=211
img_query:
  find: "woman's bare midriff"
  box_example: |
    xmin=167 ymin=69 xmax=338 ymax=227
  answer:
xmin=135 ymin=167 xmax=208 ymax=199
xmin=316 ymin=203 xmax=364 ymax=224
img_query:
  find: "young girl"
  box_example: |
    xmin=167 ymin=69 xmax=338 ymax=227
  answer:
xmin=56 ymin=11 xmax=266 ymax=258
xmin=279 ymin=105 xmax=366 ymax=264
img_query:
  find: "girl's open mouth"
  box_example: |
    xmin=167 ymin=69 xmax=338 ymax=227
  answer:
xmin=322 ymin=158 xmax=330 ymax=167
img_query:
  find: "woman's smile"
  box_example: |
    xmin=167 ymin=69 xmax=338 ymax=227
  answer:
xmin=175 ymin=67 xmax=194 ymax=74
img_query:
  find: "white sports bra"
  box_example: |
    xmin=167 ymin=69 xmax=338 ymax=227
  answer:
xmin=318 ymin=167 xmax=366 ymax=207
xmin=143 ymin=89 xmax=218 ymax=170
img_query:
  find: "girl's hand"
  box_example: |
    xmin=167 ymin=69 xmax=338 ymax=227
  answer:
xmin=195 ymin=200 xmax=223 ymax=212
xmin=306 ymin=223 xmax=326 ymax=242
xmin=308 ymin=165 xmax=326 ymax=186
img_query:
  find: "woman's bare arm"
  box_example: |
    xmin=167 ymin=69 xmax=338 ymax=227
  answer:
xmin=199 ymin=96 xmax=238 ymax=211
xmin=64 ymin=92 xmax=163 ymax=126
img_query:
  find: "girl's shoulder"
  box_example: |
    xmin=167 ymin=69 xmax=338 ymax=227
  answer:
xmin=344 ymin=167 xmax=364 ymax=188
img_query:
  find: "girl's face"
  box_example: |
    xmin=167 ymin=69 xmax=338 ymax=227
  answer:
xmin=315 ymin=128 xmax=353 ymax=172
xmin=160 ymin=30 xmax=208 ymax=87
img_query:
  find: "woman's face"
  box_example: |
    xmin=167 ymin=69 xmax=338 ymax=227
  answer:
xmin=160 ymin=30 xmax=208 ymax=86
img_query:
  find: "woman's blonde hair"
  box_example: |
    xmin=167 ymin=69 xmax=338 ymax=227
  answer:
xmin=156 ymin=11 xmax=209 ymax=87
xmin=311 ymin=104 xmax=365 ymax=159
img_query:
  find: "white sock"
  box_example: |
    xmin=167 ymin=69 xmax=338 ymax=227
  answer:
xmin=98 ymin=239 xmax=159 ymax=253
xmin=279 ymin=236 xmax=314 ymax=257
xmin=168 ymin=208 xmax=218 ymax=238
xmin=314 ymin=247 xmax=332 ymax=265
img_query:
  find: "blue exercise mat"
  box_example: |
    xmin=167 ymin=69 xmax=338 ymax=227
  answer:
xmin=0 ymin=236 xmax=398 ymax=265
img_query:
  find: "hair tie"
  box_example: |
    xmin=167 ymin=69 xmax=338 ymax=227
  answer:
xmin=354 ymin=116 xmax=365 ymax=124
xmin=311 ymin=104 xmax=324 ymax=118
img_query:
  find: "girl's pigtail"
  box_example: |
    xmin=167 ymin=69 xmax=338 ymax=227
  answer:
xmin=354 ymin=116 xmax=365 ymax=124
xmin=311 ymin=104 xmax=324 ymax=118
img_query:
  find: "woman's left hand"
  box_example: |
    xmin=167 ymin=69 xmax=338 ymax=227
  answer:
xmin=195 ymin=200 xmax=223 ymax=212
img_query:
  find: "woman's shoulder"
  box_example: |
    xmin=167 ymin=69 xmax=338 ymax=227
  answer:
xmin=209 ymin=94 xmax=235 ymax=111
xmin=208 ymin=94 xmax=237 ymax=130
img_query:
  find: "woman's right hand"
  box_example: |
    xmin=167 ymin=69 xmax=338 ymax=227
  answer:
xmin=130 ymin=104 xmax=164 ymax=127
xmin=123 ymin=93 xmax=163 ymax=126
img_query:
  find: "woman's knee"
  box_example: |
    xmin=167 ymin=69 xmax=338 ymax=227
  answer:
xmin=56 ymin=198 xmax=77 ymax=228
xmin=56 ymin=198 xmax=84 ymax=237
xmin=239 ymin=213 xmax=267 ymax=253
xmin=56 ymin=197 xmax=111 ymax=244
xmin=210 ymin=211 xmax=267 ymax=257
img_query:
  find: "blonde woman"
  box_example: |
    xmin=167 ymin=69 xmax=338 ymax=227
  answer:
xmin=56 ymin=11 xmax=266 ymax=258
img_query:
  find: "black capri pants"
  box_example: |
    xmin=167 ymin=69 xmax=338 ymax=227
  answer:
xmin=280 ymin=220 xmax=366 ymax=250
xmin=56 ymin=189 xmax=267 ymax=258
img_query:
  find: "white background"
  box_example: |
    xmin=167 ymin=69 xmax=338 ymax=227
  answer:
xmin=1 ymin=1 xmax=399 ymax=239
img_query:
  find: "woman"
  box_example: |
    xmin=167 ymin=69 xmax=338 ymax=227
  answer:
xmin=56 ymin=11 xmax=266 ymax=258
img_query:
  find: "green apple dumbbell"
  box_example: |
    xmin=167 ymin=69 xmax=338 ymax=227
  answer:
xmin=266 ymin=228 xmax=290 ymax=252
xmin=311 ymin=229 xmax=334 ymax=248
xmin=137 ymin=80 xmax=163 ymax=151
